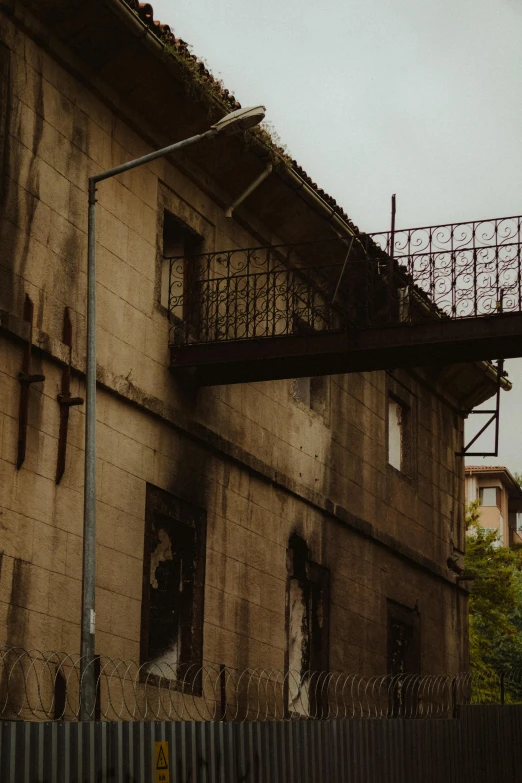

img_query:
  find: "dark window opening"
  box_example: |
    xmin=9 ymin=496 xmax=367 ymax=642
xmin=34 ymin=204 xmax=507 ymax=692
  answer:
xmin=387 ymin=600 xmax=420 ymax=675
xmin=53 ymin=669 xmax=66 ymax=720
xmin=387 ymin=600 xmax=420 ymax=717
xmin=141 ymin=484 xmax=206 ymax=689
xmin=161 ymin=210 xmax=202 ymax=327
xmin=94 ymin=655 xmax=101 ymax=720
xmin=286 ymin=534 xmax=330 ymax=717
xmin=53 ymin=660 xmax=100 ymax=720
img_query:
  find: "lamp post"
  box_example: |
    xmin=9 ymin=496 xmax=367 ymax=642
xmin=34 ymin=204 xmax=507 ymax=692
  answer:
xmin=80 ymin=106 xmax=266 ymax=719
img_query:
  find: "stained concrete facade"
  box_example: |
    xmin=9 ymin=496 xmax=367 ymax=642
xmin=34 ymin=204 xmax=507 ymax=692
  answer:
xmin=0 ymin=0 xmax=504 ymax=675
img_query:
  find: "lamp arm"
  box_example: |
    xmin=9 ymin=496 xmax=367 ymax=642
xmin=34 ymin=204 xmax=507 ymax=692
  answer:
xmin=91 ymin=127 xmax=218 ymax=185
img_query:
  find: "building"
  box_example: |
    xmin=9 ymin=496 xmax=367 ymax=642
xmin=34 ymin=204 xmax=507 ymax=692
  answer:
xmin=0 ymin=0 xmax=508 ymax=686
xmin=465 ymin=466 xmax=522 ymax=547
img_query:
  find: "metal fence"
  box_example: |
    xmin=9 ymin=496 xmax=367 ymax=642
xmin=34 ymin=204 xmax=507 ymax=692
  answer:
xmin=168 ymin=214 xmax=522 ymax=345
xmin=1 ymin=648 xmax=521 ymax=722
xmin=1 ymin=706 xmax=522 ymax=782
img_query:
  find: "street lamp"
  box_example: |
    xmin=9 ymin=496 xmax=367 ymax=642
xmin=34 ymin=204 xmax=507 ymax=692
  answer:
xmin=81 ymin=105 xmax=266 ymax=718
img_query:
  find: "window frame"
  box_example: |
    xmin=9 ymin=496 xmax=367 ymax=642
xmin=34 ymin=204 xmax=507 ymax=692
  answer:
xmin=285 ymin=534 xmax=330 ymax=717
xmin=156 ymin=183 xmax=212 ymax=333
xmin=479 ymin=486 xmax=501 ymax=509
xmin=161 ymin=209 xmax=203 ymax=329
xmin=388 ymin=397 xmax=403 ymax=471
xmin=386 ymin=378 xmax=416 ymax=482
xmin=387 ymin=599 xmax=421 ymax=676
xmin=140 ymin=484 xmax=207 ymax=690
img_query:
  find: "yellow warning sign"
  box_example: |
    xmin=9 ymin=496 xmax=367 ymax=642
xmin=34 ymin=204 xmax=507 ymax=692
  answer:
xmin=154 ymin=741 xmax=170 ymax=783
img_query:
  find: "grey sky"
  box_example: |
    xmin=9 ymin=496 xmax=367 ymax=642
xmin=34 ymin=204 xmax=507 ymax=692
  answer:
xmin=152 ymin=0 xmax=522 ymax=471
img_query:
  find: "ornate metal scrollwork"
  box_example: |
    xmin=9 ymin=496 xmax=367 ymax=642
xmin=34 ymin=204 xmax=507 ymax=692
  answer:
xmin=166 ymin=215 xmax=522 ymax=346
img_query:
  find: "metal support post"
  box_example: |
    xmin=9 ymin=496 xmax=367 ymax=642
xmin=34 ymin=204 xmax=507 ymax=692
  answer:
xmin=80 ymin=128 xmax=218 ymax=718
xmin=387 ymin=193 xmax=396 ymax=321
xmin=80 ymin=178 xmax=98 ymax=720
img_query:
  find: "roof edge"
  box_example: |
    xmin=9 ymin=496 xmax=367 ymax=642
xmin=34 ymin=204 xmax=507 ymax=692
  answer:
xmin=466 ymin=465 xmax=522 ymax=497
xmin=117 ymin=0 xmax=360 ymax=235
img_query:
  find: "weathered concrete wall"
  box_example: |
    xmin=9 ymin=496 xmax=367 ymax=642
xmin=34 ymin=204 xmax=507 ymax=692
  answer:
xmin=0 ymin=4 xmax=468 ymax=674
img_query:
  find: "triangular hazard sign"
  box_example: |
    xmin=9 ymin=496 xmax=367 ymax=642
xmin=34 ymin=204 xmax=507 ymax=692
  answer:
xmin=156 ymin=746 xmax=168 ymax=770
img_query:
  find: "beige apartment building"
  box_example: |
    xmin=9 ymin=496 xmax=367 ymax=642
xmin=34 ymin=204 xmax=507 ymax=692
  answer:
xmin=465 ymin=466 xmax=522 ymax=547
xmin=0 ymin=0 xmax=507 ymax=681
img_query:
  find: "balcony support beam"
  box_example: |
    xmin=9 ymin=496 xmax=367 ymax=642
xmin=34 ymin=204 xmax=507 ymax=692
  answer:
xmin=170 ymin=312 xmax=522 ymax=385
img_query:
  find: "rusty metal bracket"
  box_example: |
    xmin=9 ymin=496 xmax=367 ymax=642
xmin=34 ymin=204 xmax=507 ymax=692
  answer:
xmin=456 ymin=359 xmax=504 ymax=457
xmin=16 ymin=295 xmax=45 ymax=469
xmin=387 ymin=193 xmax=397 ymax=322
xmin=56 ymin=307 xmax=83 ymax=484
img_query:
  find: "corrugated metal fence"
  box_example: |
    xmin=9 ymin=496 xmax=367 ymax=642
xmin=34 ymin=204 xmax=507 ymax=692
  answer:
xmin=1 ymin=706 xmax=522 ymax=782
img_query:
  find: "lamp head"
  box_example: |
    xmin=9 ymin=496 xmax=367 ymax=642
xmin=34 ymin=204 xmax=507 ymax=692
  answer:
xmin=212 ymin=105 xmax=266 ymax=136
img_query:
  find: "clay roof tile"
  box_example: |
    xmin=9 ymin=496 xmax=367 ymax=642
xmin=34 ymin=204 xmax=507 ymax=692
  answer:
xmin=123 ymin=0 xmax=355 ymax=229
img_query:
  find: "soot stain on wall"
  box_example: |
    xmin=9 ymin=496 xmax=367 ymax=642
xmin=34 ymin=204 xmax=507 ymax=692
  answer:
xmin=0 ymin=44 xmax=45 ymax=316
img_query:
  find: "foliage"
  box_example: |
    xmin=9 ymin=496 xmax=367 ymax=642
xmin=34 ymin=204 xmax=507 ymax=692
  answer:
xmin=466 ymin=500 xmax=522 ymax=698
xmin=162 ymin=41 xmax=293 ymax=170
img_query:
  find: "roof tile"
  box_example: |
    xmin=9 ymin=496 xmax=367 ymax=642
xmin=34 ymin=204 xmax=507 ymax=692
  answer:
xmin=123 ymin=0 xmax=355 ymax=228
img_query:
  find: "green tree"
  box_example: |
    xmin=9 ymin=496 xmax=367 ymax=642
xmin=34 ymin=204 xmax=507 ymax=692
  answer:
xmin=465 ymin=500 xmax=522 ymax=694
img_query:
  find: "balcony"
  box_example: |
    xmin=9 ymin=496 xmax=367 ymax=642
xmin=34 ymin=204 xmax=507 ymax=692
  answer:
xmin=168 ymin=215 xmax=522 ymax=385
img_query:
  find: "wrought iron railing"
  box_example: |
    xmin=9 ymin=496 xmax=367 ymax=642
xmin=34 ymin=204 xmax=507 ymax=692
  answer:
xmin=370 ymin=214 xmax=522 ymax=319
xmin=167 ymin=215 xmax=522 ymax=346
xmin=1 ymin=648 xmax=521 ymax=722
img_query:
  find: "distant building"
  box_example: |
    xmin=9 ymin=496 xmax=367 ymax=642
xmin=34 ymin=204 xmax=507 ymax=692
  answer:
xmin=465 ymin=466 xmax=522 ymax=547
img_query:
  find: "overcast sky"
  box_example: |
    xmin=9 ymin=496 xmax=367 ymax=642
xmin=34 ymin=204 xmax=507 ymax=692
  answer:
xmin=152 ymin=0 xmax=522 ymax=471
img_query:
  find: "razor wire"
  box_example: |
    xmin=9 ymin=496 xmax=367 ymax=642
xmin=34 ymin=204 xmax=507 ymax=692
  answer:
xmin=0 ymin=648 xmax=520 ymax=722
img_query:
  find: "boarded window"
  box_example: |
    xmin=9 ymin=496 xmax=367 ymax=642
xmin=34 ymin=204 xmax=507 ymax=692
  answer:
xmin=141 ymin=484 xmax=206 ymax=684
xmin=286 ymin=534 xmax=330 ymax=717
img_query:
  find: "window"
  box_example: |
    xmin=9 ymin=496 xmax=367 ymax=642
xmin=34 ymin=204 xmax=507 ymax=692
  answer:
xmin=292 ymin=376 xmax=329 ymax=416
xmin=387 ymin=394 xmax=412 ymax=475
xmin=286 ymin=534 xmax=330 ymax=717
xmin=161 ymin=211 xmax=202 ymax=323
xmin=387 ymin=600 xmax=420 ymax=675
xmin=387 ymin=600 xmax=421 ymax=717
xmin=479 ymin=486 xmax=501 ymax=508
xmin=141 ymin=484 xmax=206 ymax=682
xmin=388 ymin=399 xmax=402 ymax=470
